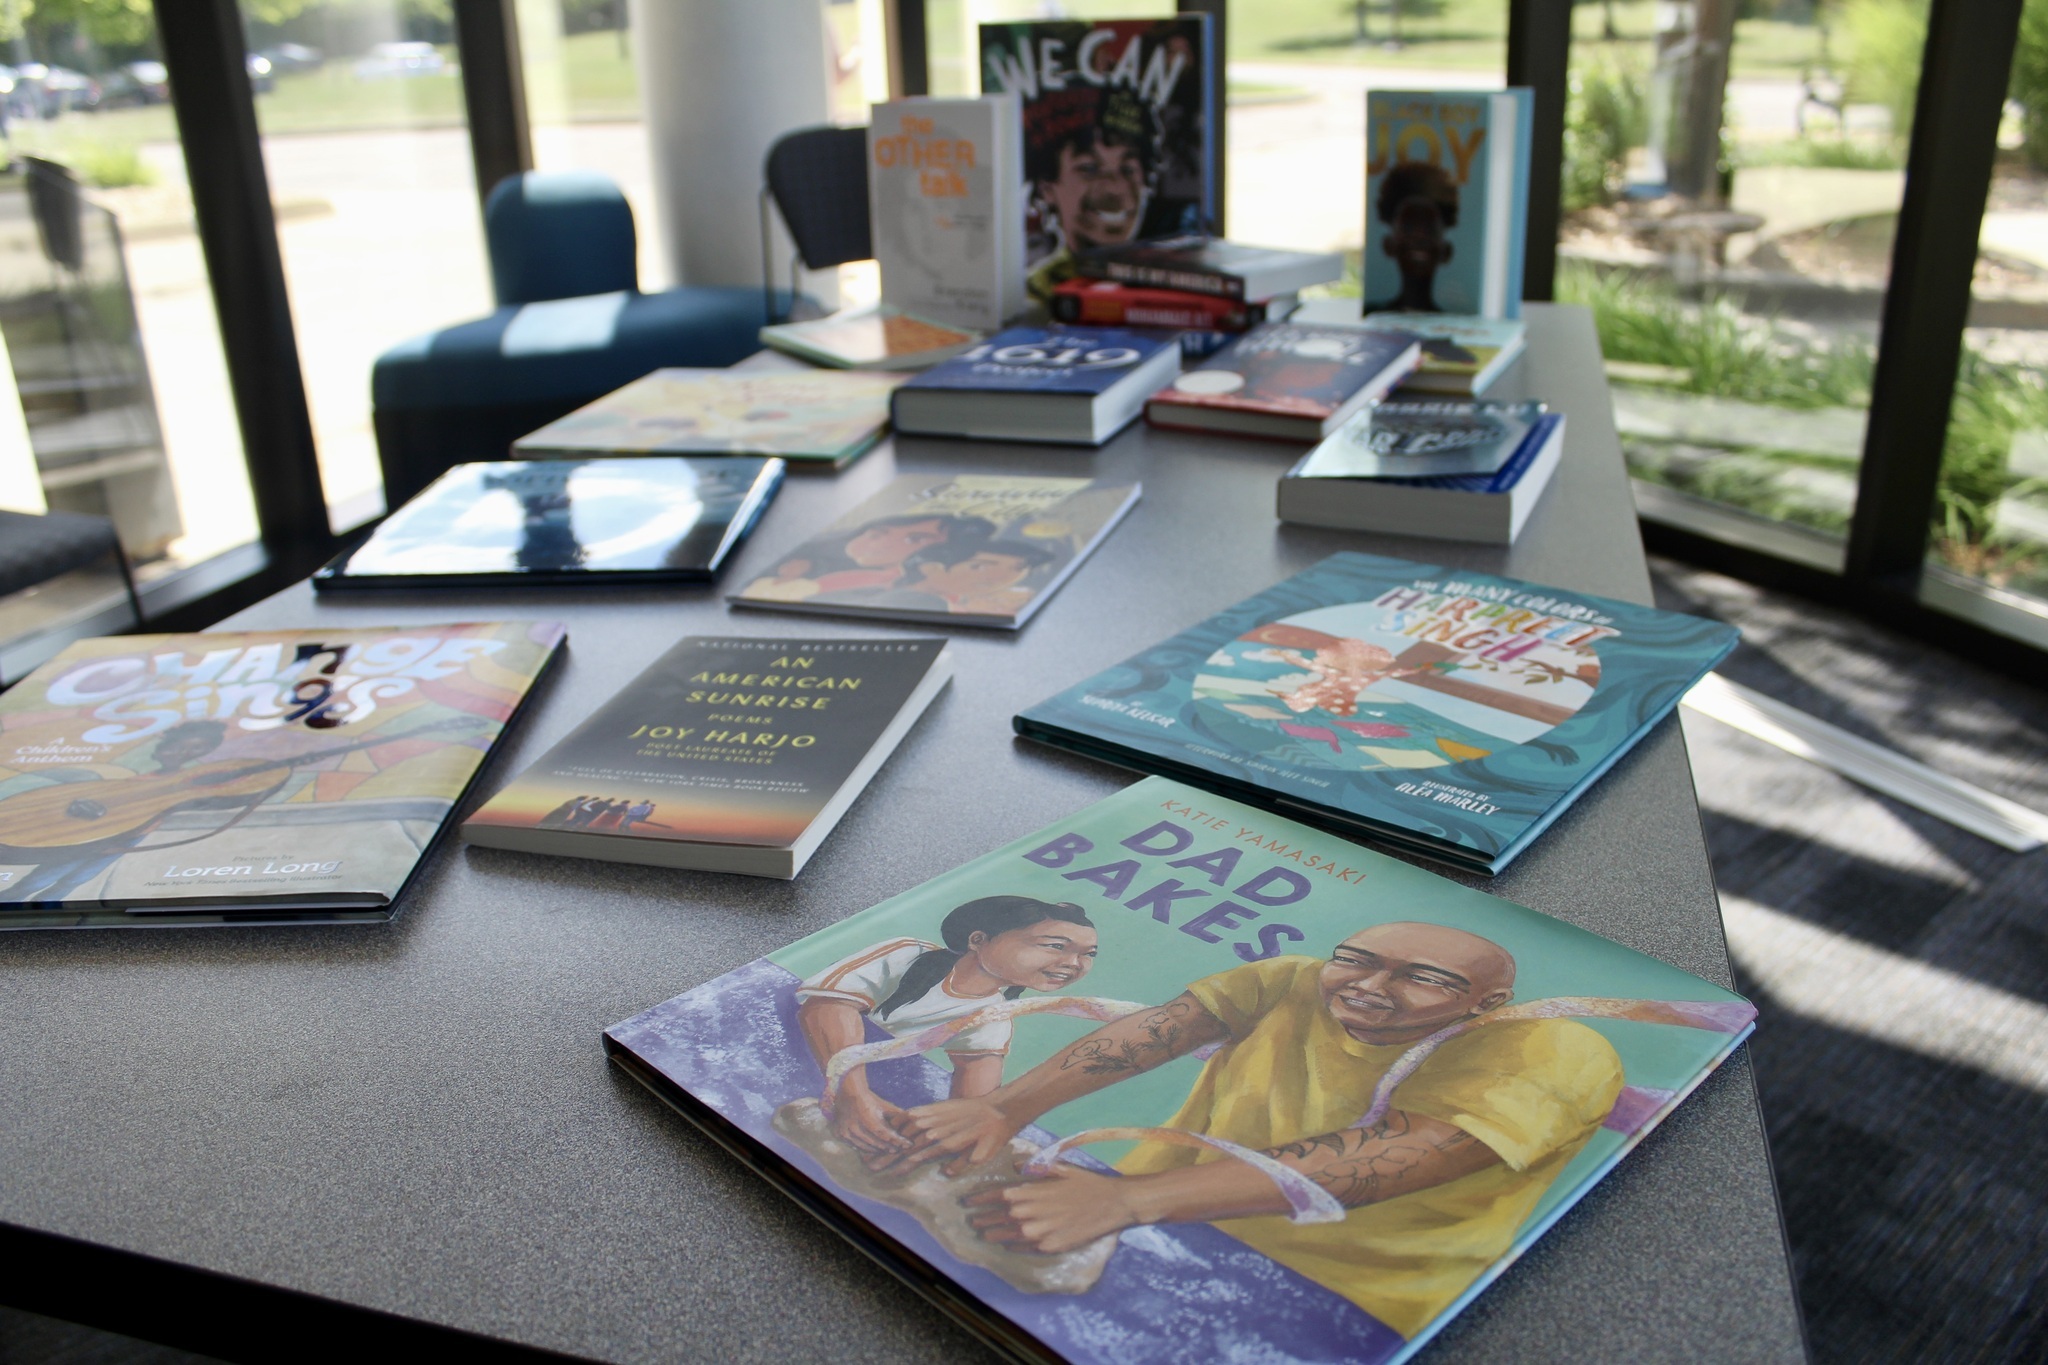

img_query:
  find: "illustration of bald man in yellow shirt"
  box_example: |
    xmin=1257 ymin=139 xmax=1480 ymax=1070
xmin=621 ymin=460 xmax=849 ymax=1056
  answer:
xmin=891 ymin=921 xmax=1624 ymax=1338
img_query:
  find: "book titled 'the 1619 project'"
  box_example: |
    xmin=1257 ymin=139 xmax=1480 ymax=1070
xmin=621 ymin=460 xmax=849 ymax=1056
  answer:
xmin=605 ymin=776 xmax=1756 ymax=1365
xmin=1016 ymin=553 xmax=1737 ymax=875
xmin=0 ymin=623 xmax=564 ymax=928
xmin=463 ymin=636 xmax=952 ymax=879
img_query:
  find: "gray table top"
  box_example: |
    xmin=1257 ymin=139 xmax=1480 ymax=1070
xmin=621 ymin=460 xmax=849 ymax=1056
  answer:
xmin=0 ymin=305 xmax=1805 ymax=1363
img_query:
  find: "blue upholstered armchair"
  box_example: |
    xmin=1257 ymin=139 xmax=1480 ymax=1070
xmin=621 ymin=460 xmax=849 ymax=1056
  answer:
xmin=371 ymin=170 xmax=797 ymax=507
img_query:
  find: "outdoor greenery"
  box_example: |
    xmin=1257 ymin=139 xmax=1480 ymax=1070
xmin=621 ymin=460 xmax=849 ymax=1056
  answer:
xmin=62 ymin=138 xmax=152 ymax=187
xmin=1562 ymin=48 xmax=1649 ymax=212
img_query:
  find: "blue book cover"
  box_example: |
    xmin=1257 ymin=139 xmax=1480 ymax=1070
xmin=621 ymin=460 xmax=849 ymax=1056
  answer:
xmin=1295 ymin=400 xmax=1548 ymax=479
xmin=1151 ymin=323 xmax=1420 ymax=422
xmin=900 ymin=326 xmax=1179 ymax=396
xmin=604 ymin=775 xmax=1755 ymax=1365
xmin=1015 ymin=552 xmax=1737 ymax=874
xmin=1363 ymin=90 xmax=1533 ymax=320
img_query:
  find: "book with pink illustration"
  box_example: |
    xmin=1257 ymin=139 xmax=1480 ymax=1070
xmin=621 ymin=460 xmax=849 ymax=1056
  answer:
xmin=604 ymin=776 xmax=1755 ymax=1365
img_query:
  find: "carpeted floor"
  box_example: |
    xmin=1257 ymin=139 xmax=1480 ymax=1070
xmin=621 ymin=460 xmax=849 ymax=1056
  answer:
xmin=4 ymin=557 xmax=2044 ymax=1364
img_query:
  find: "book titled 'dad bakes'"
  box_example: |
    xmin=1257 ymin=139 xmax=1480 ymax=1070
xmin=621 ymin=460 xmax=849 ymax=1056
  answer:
xmin=730 ymin=474 xmax=1139 ymax=630
xmin=1146 ymin=323 xmax=1421 ymax=442
xmin=463 ymin=636 xmax=951 ymax=878
xmin=313 ymin=456 xmax=784 ymax=589
xmin=893 ymin=327 xmax=1181 ymax=445
xmin=605 ymin=776 xmax=1756 ymax=1365
xmin=0 ymin=623 xmax=564 ymax=928
xmin=513 ymin=370 xmax=904 ymax=468
xmin=1015 ymin=553 xmax=1737 ymax=875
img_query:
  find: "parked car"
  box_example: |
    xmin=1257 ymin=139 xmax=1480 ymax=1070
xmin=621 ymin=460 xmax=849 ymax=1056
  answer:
xmin=246 ymin=52 xmax=274 ymax=93
xmin=259 ymin=43 xmax=323 ymax=74
xmin=99 ymin=60 xmax=169 ymax=108
xmin=12 ymin=64 xmax=100 ymax=117
xmin=352 ymin=41 xmax=444 ymax=80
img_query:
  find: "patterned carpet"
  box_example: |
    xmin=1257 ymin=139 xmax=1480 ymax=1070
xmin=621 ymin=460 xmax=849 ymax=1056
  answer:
xmin=3 ymin=558 xmax=2044 ymax=1363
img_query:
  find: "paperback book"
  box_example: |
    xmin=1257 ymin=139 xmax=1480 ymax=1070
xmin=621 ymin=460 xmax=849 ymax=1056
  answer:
xmin=1278 ymin=402 xmax=1565 ymax=545
xmin=1049 ymin=277 xmax=1289 ymax=331
xmin=759 ymin=307 xmax=981 ymax=371
xmin=0 ymin=623 xmax=564 ymax=927
xmin=464 ymin=636 xmax=950 ymax=879
xmin=313 ymin=456 xmax=784 ymax=589
xmin=869 ymin=96 xmax=1026 ymax=331
xmin=1075 ymin=235 xmax=1342 ymax=302
xmin=729 ymin=473 xmax=1140 ymax=629
xmin=605 ymin=776 xmax=1756 ymax=1365
xmin=978 ymin=17 xmax=1217 ymax=300
xmin=892 ymin=327 xmax=1181 ymax=445
xmin=1145 ymin=323 xmax=1420 ymax=442
xmin=1355 ymin=314 xmax=1527 ymax=395
xmin=1014 ymin=552 xmax=1738 ymax=874
xmin=513 ymin=369 xmax=903 ymax=469
xmin=1363 ymin=90 xmax=1533 ymax=320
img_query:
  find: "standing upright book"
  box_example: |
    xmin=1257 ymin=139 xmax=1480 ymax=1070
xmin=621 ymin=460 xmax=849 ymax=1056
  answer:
xmin=512 ymin=370 xmax=903 ymax=469
xmin=978 ymin=17 xmax=1217 ymax=300
xmin=1145 ymin=323 xmax=1421 ymax=442
xmin=0 ymin=623 xmax=564 ymax=927
xmin=1015 ymin=552 xmax=1738 ymax=874
xmin=313 ymin=456 xmax=784 ymax=589
xmin=605 ymin=776 xmax=1756 ymax=1365
xmin=1363 ymin=90 xmax=1533 ymax=320
xmin=869 ymin=96 xmax=1026 ymax=332
xmin=892 ymin=327 xmax=1182 ymax=445
xmin=463 ymin=636 xmax=951 ymax=879
xmin=730 ymin=473 xmax=1140 ymax=629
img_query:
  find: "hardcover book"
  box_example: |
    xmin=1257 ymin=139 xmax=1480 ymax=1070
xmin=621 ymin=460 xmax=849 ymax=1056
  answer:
xmin=605 ymin=776 xmax=1756 ymax=1365
xmin=1074 ymin=235 xmax=1342 ymax=302
xmin=892 ymin=327 xmax=1182 ymax=445
xmin=512 ymin=370 xmax=904 ymax=469
xmin=759 ymin=307 xmax=982 ymax=371
xmin=1278 ymin=404 xmax=1567 ymax=545
xmin=1355 ymin=313 xmax=1527 ymax=395
xmin=1145 ymin=323 xmax=1421 ymax=442
xmin=313 ymin=456 xmax=784 ymax=589
xmin=0 ymin=623 xmax=564 ymax=927
xmin=1363 ymin=90 xmax=1533 ymax=320
xmin=1014 ymin=553 xmax=1738 ymax=874
xmin=729 ymin=473 xmax=1141 ymax=630
xmin=463 ymin=636 xmax=951 ymax=879
xmin=1049 ymin=277 xmax=1288 ymax=331
xmin=977 ymin=17 xmax=1217 ymax=301
xmin=869 ymin=97 xmax=1026 ymax=331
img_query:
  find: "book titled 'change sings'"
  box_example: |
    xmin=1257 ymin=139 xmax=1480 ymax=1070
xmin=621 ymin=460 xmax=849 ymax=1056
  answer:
xmin=0 ymin=623 xmax=564 ymax=928
xmin=1015 ymin=553 xmax=1737 ymax=875
xmin=605 ymin=777 xmax=1756 ymax=1365
xmin=464 ymin=636 xmax=951 ymax=878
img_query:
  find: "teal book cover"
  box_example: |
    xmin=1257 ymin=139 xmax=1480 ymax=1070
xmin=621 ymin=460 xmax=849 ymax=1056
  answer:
xmin=1363 ymin=90 xmax=1532 ymax=319
xmin=1014 ymin=553 xmax=1737 ymax=874
xmin=605 ymin=777 xmax=1755 ymax=1365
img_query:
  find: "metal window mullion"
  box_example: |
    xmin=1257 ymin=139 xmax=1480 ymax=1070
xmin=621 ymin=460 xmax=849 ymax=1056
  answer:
xmin=1177 ymin=0 xmax=1227 ymax=237
xmin=153 ymin=0 xmax=330 ymax=572
xmin=1505 ymin=0 xmax=1571 ymax=302
xmin=1845 ymin=0 xmax=2024 ymax=587
xmin=886 ymin=0 xmax=930 ymax=98
xmin=453 ymin=0 xmax=534 ymax=208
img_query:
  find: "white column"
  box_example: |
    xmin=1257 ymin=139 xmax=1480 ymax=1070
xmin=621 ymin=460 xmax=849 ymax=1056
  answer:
xmin=630 ymin=0 xmax=838 ymax=302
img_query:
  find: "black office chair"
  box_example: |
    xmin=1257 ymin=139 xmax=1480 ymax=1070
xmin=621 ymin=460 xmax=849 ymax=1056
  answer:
xmin=760 ymin=125 xmax=873 ymax=323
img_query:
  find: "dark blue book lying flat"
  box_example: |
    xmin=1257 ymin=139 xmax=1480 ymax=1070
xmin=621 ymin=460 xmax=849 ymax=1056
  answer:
xmin=891 ymin=326 xmax=1182 ymax=446
xmin=1015 ymin=551 xmax=1738 ymax=874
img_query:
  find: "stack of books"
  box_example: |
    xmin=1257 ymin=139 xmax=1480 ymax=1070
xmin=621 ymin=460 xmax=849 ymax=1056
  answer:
xmin=1054 ymin=236 xmax=1343 ymax=356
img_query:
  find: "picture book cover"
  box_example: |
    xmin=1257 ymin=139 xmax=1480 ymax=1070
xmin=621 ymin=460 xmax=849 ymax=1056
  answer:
xmin=1015 ymin=553 xmax=1738 ymax=874
xmin=1295 ymin=401 xmax=1550 ymax=480
xmin=870 ymin=96 xmax=1025 ymax=332
xmin=1355 ymin=314 xmax=1527 ymax=393
xmin=760 ymin=307 xmax=981 ymax=371
xmin=605 ymin=776 xmax=1756 ymax=1365
xmin=1148 ymin=324 xmax=1420 ymax=425
xmin=512 ymin=370 xmax=905 ymax=467
xmin=977 ymin=17 xmax=1216 ymax=301
xmin=0 ymin=623 xmax=565 ymax=927
xmin=314 ymin=456 xmax=784 ymax=588
xmin=464 ymin=636 xmax=949 ymax=877
xmin=900 ymin=327 xmax=1180 ymax=398
xmin=729 ymin=474 xmax=1141 ymax=629
xmin=1362 ymin=91 xmax=1533 ymax=320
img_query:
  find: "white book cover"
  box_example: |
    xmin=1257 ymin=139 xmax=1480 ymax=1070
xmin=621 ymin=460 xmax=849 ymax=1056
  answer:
xmin=869 ymin=95 xmax=1025 ymax=332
